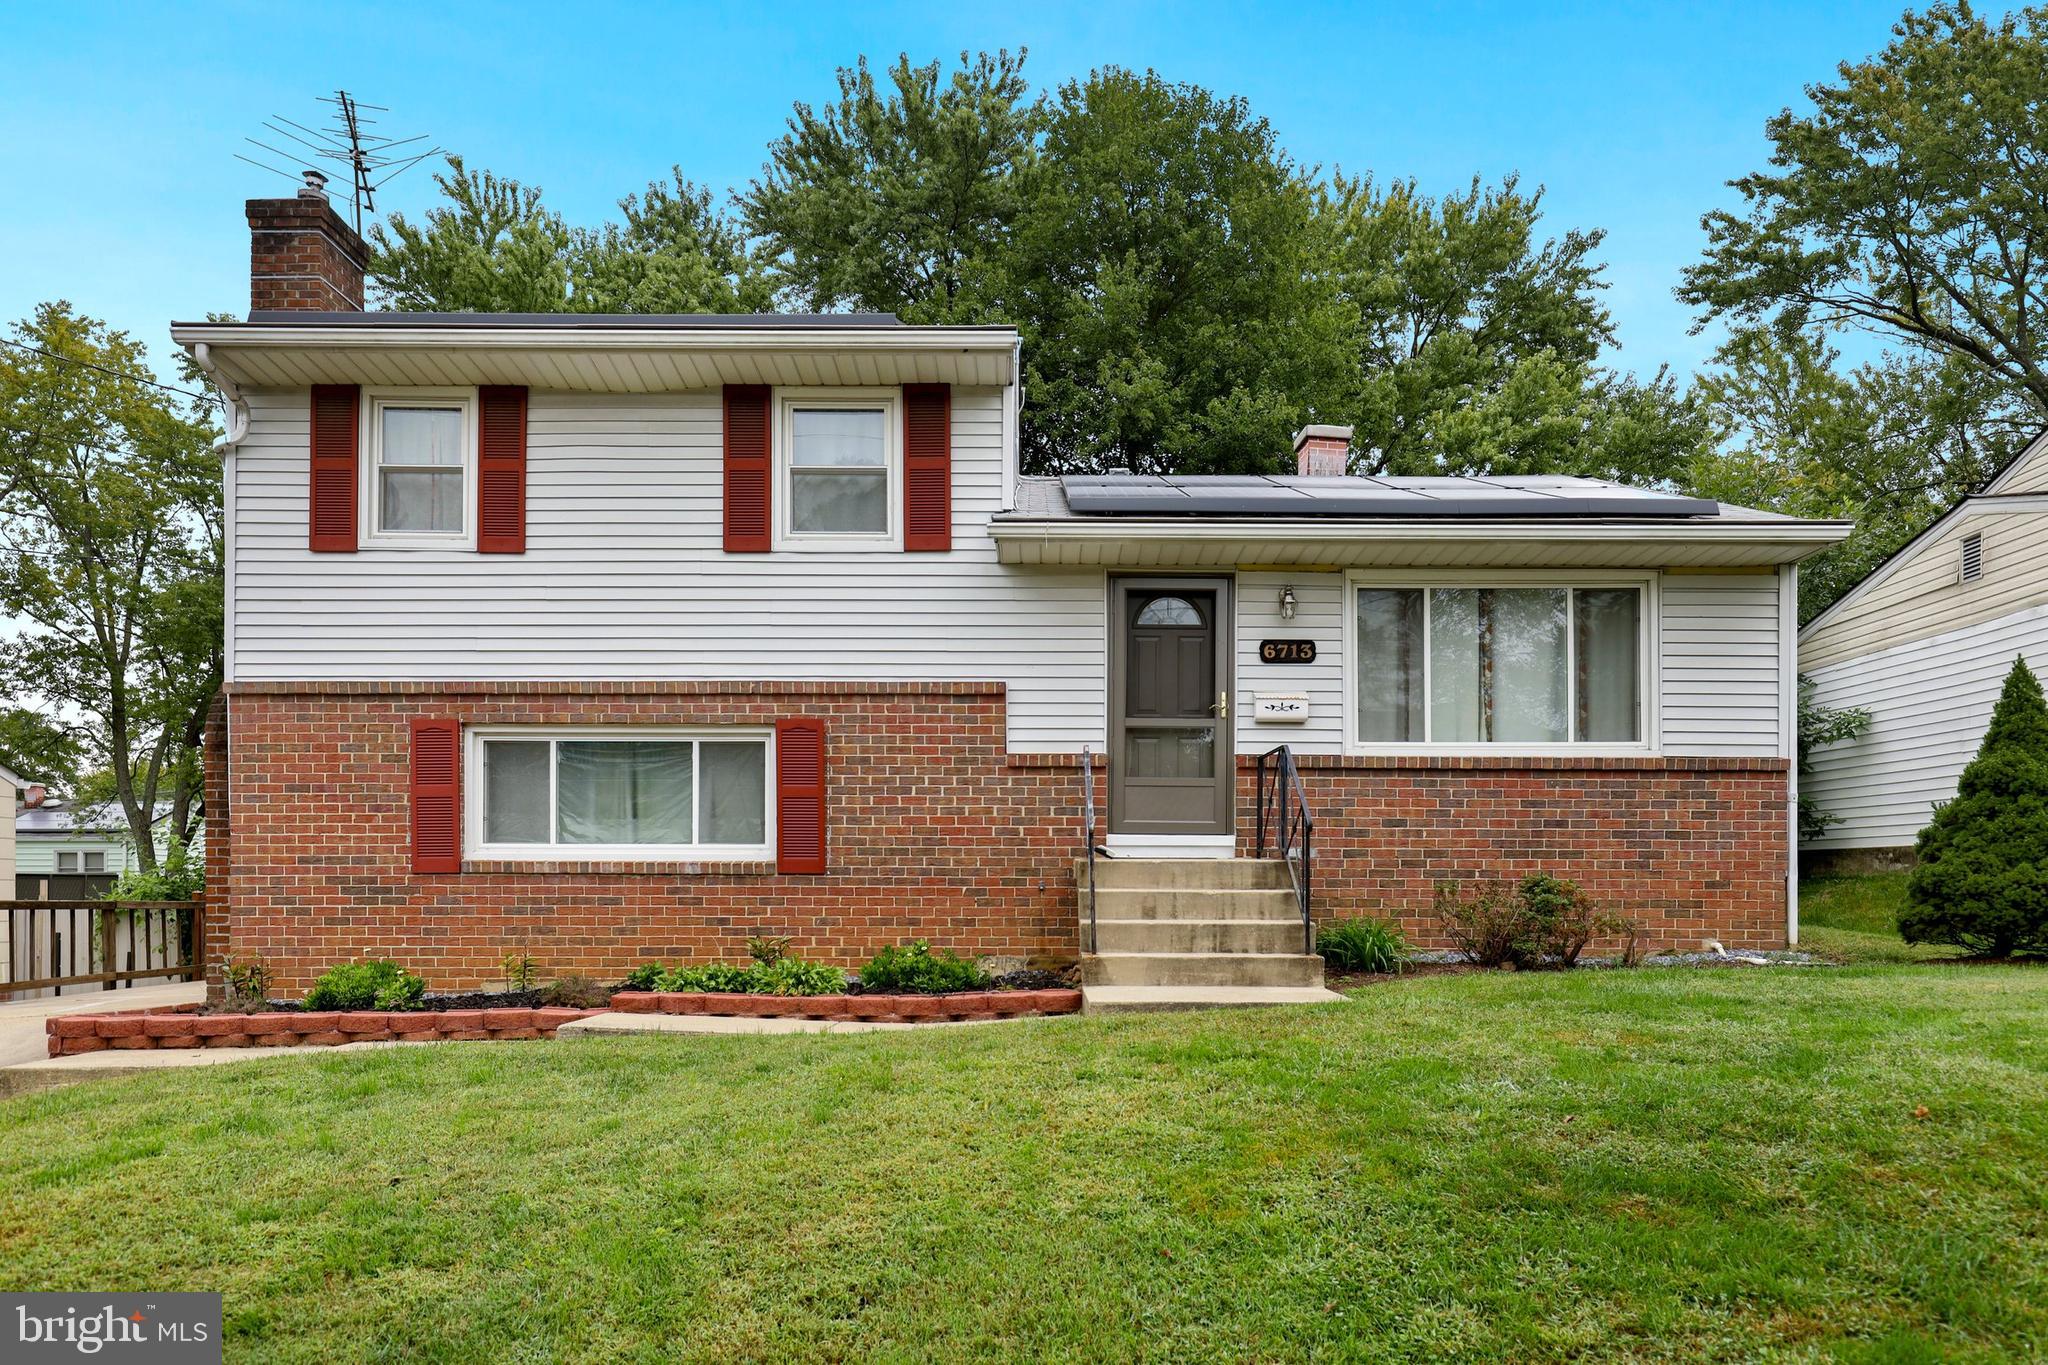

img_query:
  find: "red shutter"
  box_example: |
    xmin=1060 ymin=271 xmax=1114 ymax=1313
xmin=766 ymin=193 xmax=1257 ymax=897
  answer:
xmin=903 ymin=383 xmax=952 ymax=551
xmin=775 ymin=718 xmax=826 ymax=874
xmin=477 ymin=385 xmax=527 ymax=553
xmin=723 ymin=384 xmax=772 ymax=551
xmin=410 ymin=718 xmax=461 ymax=874
xmin=309 ymin=384 xmax=359 ymax=552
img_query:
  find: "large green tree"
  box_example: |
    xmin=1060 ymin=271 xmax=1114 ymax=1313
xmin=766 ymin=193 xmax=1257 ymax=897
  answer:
xmin=1325 ymin=174 xmax=1709 ymax=481
xmin=741 ymin=50 xmax=1040 ymax=323
xmin=1001 ymin=67 xmax=1349 ymax=474
xmin=369 ymin=157 xmax=767 ymax=314
xmin=1681 ymin=2 xmax=2048 ymax=422
xmin=1686 ymin=327 xmax=2031 ymax=619
xmin=0 ymin=303 xmax=220 ymax=864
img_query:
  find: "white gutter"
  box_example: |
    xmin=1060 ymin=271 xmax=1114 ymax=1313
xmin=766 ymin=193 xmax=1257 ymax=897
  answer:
xmin=990 ymin=516 xmax=1853 ymax=548
xmin=168 ymin=322 xmax=1020 ymax=356
xmin=186 ymin=342 xmax=249 ymax=450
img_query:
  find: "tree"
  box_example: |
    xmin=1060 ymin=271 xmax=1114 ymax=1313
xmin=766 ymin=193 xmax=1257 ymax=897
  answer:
xmin=1680 ymin=2 xmax=2048 ymax=423
xmin=1326 ymin=174 xmax=1710 ymax=482
xmin=741 ymin=50 xmax=1041 ymax=322
xmin=1003 ymin=68 xmax=1350 ymax=474
xmin=369 ymin=157 xmax=573 ymax=311
xmin=0 ymin=303 xmax=220 ymax=865
xmin=0 ymin=706 xmax=82 ymax=795
xmin=1685 ymin=327 xmax=2031 ymax=619
xmin=1901 ymin=655 xmax=2048 ymax=955
xmin=369 ymin=157 xmax=767 ymax=313
xmin=1796 ymin=676 xmax=1873 ymax=841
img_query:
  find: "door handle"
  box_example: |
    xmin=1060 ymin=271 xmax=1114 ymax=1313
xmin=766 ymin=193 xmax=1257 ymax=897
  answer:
xmin=1213 ymin=691 xmax=1229 ymax=719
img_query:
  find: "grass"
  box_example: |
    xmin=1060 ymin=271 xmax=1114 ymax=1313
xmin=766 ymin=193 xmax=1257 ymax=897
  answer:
xmin=1800 ymin=872 xmax=1968 ymax=965
xmin=4 ymin=968 xmax=2046 ymax=1361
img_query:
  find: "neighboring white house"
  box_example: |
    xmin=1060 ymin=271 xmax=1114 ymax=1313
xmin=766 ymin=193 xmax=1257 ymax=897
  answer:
xmin=1801 ymin=429 xmax=2048 ymax=859
xmin=0 ymin=763 xmax=22 ymax=898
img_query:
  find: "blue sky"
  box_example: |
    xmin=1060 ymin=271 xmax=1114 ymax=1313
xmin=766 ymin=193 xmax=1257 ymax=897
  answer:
xmin=0 ymin=0 xmax=1915 ymax=383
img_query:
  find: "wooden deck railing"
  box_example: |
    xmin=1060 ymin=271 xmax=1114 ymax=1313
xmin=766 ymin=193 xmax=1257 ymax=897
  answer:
xmin=0 ymin=900 xmax=202 ymax=997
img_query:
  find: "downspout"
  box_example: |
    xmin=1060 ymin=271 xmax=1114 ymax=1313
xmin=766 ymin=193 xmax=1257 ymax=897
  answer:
xmin=187 ymin=343 xmax=249 ymax=449
xmin=1782 ymin=562 xmax=1800 ymax=946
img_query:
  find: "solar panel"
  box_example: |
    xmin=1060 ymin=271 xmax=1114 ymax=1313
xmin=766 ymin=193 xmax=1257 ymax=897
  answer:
xmin=1060 ymin=474 xmax=1718 ymax=519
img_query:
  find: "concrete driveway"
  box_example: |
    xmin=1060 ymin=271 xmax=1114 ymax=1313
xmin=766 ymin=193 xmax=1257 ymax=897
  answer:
xmin=0 ymin=981 xmax=206 ymax=1068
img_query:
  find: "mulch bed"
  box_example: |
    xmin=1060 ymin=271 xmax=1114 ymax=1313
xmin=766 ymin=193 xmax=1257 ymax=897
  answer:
xmin=609 ymin=988 xmax=1082 ymax=1023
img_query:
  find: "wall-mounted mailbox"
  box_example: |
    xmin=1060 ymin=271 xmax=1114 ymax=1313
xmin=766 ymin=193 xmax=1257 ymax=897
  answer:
xmin=1254 ymin=693 xmax=1310 ymax=723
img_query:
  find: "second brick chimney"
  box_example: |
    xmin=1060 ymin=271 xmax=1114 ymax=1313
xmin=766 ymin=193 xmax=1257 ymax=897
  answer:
xmin=1293 ymin=424 xmax=1352 ymax=477
xmin=246 ymin=170 xmax=369 ymax=313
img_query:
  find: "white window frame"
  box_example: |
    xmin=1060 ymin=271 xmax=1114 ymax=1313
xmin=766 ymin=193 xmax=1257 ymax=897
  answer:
xmin=1342 ymin=569 xmax=1661 ymax=757
xmin=773 ymin=387 xmax=903 ymax=550
xmin=360 ymin=387 xmax=478 ymax=550
xmin=465 ymin=725 xmax=776 ymax=862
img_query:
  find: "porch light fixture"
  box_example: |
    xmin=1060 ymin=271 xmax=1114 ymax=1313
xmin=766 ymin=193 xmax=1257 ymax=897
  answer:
xmin=1279 ymin=585 xmax=1297 ymax=620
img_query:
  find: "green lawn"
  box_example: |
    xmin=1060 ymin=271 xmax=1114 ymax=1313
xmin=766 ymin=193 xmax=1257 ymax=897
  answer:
xmin=1800 ymin=872 xmax=1967 ymax=964
xmin=4 ymin=968 xmax=2046 ymax=1361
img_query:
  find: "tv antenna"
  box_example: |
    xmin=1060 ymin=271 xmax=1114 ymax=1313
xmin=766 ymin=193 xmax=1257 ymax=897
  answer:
xmin=237 ymin=90 xmax=444 ymax=232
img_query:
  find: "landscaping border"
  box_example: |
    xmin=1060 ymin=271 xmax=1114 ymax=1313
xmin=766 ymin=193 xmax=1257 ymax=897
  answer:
xmin=607 ymin=989 xmax=1082 ymax=1022
xmin=45 ymin=1006 xmax=602 ymax=1056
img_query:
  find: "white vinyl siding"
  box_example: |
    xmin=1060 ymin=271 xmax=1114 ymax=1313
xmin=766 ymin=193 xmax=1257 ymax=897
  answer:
xmin=1803 ymin=603 xmax=2048 ymax=850
xmin=1659 ymin=572 xmax=1785 ymax=756
xmin=228 ymin=387 xmax=1105 ymax=752
xmin=1235 ymin=570 xmax=1345 ymax=753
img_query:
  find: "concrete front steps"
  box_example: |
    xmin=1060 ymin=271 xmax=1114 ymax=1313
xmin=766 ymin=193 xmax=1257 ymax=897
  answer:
xmin=1075 ymin=857 xmax=1345 ymax=1013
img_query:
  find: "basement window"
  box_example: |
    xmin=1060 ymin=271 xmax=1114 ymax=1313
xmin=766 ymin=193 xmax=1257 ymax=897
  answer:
xmin=1961 ymin=532 xmax=1984 ymax=583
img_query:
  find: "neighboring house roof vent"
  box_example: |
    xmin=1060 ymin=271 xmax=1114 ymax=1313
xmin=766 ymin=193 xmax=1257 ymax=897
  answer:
xmin=1961 ymin=531 xmax=1985 ymax=583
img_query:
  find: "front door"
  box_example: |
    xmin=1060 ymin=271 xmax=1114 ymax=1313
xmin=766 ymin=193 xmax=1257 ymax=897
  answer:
xmin=1110 ymin=576 xmax=1234 ymax=835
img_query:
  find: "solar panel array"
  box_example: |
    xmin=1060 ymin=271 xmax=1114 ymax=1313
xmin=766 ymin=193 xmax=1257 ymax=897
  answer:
xmin=1059 ymin=474 xmax=1720 ymax=519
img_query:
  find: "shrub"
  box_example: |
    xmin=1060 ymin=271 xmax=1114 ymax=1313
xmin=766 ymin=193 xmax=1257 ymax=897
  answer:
xmin=747 ymin=935 xmax=792 ymax=964
xmin=622 ymin=962 xmax=667 ymax=990
xmin=303 ymin=959 xmax=427 ymax=1011
xmin=105 ymin=848 xmax=203 ymax=902
xmin=857 ymin=940 xmax=991 ymax=994
xmin=1316 ymin=917 xmax=1407 ymax=974
xmin=1902 ymin=656 xmax=2048 ymax=957
xmin=655 ymin=958 xmax=846 ymax=996
xmin=221 ymin=957 xmax=272 ymax=1011
xmin=1436 ymin=876 xmax=1605 ymax=969
xmin=540 ymin=974 xmax=611 ymax=1008
xmin=1434 ymin=881 xmax=1523 ymax=967
xmin=1514 ymin=874 xmax=1600 ymax=967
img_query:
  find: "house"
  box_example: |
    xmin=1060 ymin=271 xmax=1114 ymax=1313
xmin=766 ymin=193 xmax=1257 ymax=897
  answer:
xmin=12 ymin=793 xmax=181 ymax=900
xmin=172 ymin=176 xmax=1849 ymax=998
xmin=1800 ymin=430 xmax=2048 ymax=865
xmin=0 ymin=763 xmax=22 ymax=899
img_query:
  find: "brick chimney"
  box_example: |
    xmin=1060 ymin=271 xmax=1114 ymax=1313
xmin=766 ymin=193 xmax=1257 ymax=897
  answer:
xmin=245 ymin=170 xmax=369 ymax=313
xmin=1293 ymin=424 xmax=1352 ymax=477
xmin=22 ymin=784 xmax=46 ymax=809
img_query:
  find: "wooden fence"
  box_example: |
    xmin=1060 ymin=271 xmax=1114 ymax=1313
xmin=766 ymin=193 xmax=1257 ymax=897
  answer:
xmin=0 ymin=900 xmax=202 ymax=998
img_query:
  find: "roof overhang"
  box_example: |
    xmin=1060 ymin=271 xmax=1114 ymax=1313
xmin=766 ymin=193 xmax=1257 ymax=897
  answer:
xmin=990 ymin=516 xmax=1852 ymax=569
xmin=167 ymin=320 xmax=1021 ymax=392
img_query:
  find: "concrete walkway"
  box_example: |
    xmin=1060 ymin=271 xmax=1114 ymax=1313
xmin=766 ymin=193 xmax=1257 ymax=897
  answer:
xmin=0 ymin=980 xmax=205 ymax=1069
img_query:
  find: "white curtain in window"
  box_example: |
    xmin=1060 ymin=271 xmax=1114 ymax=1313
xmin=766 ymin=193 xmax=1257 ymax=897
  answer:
xmin=379 ymin=406 xmax=465 ymax=533
xmin=1575 ymin=588 xmax=1640 ymax=741
xmin=1355 ymin=588 xmax=1424 ymax=742
xmin=557 ymin=742 xmax=694 ymax=845
xmin=483 ymin=740 xmax=551 ymax=844
xmin=700 ymin=742 xmax=767 ymax=844
xmin=1429 ymin=588 xmax=1567 ymax=743
xmin=1429 ymin=589 xmax=1484 ymax=743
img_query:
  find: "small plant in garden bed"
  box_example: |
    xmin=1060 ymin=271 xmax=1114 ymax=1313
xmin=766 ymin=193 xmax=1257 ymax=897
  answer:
xmin=303 ymin=959 xmax=428 ymax=1011
xmin=1435 ymin=875 xmax=1612 ymax=970
xmin=857 ymin=940 xmax=991 ymax=994
xmin=1317 ymin=917 xmax=1408 ymax=974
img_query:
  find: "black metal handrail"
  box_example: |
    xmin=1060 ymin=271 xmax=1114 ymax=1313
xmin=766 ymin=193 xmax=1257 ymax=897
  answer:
xmin=1254 ymin=745 xmax=1315 ymax=954
xmin=1080 ymin=746 xmax=1099 ymax=953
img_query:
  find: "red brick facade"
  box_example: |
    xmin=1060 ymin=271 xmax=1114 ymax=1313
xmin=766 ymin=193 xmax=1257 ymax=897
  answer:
xmin=1244 ymin=754 xmax=1791 ymax=954
xmin=209 ymin=682 xmax=1791 ymax=994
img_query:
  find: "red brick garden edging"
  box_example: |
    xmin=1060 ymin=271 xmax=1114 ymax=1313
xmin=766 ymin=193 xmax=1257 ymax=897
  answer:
xmin=45 ymin=1006 xmax=602 ymax=1057
xmin=607 ymin=988 xmax=1082 ymax=1022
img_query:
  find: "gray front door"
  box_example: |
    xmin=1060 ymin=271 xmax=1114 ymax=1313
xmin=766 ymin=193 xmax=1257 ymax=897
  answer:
xmin=1110 ymin=576 xmax=1233 ymax=835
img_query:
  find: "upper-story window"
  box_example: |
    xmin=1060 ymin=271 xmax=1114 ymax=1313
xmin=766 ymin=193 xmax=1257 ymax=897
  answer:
xmin=778 ymin=392 xmax=900 ymax=546
xmin=363 ymin=389 xmax=476 ymax=548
